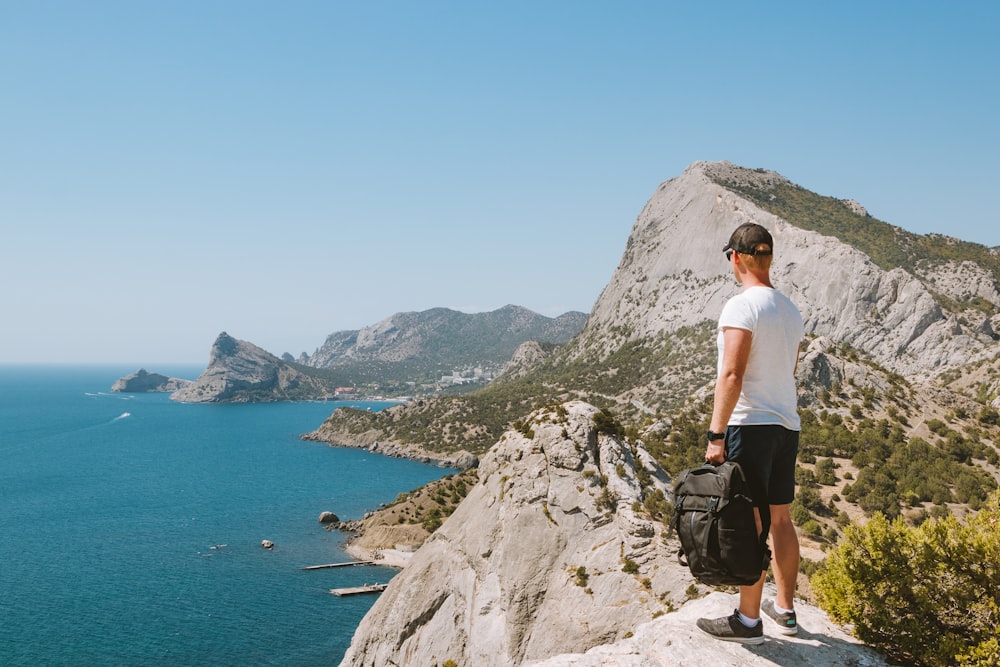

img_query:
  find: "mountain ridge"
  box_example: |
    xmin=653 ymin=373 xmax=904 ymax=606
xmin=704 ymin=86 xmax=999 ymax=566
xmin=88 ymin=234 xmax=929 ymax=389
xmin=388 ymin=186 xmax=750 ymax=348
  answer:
xmin=170 ymin=306 xmax=586 ymax=403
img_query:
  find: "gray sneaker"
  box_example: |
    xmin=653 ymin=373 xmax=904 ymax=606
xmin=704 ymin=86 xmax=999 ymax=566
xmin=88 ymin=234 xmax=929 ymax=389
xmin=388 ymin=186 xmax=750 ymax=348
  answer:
xmin=761 ymin=599 xmax=798 ymax=635
xmin=696 ymin=609 xmax=764 ymax=645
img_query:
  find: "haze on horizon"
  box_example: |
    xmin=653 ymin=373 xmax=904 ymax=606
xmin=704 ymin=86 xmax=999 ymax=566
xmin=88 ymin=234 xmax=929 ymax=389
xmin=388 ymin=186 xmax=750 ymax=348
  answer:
xmin=2 ymin=2 xmax=997 ymax=365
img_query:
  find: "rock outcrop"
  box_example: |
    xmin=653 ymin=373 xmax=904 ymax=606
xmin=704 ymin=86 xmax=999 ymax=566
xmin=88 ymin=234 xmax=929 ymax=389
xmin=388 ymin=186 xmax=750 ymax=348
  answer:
xmin=170 ymin=332 xmax=340 ymax=403
xmin=339 ymin=401 xmax=890 ymax=667
xmin=499 ymin=340 xmax=554 ymax=380
xmin=339 ymin=401 xmax=688 ymax=666
xmin=111 ymin=368 xmax=191 ymax=393
xmin=526 ymin=589 xmax=888 ymax=666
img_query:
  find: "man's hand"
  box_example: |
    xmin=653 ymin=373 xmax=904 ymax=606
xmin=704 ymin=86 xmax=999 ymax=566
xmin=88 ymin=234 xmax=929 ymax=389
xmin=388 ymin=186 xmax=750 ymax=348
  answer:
xmin=705 ymin=440 xmax=725 ymax=464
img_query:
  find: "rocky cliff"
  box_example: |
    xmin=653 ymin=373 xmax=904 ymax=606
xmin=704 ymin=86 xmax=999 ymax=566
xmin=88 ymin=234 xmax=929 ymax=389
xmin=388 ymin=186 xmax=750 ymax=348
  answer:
xmin=338 ymin=401 xmax=889 ymax=667
xmin=340 ymin=401 xmax=687 ymax=666
xmin=170 ymin=332 xmax=340 ymax=403
xmin=111 ymin=368 xmax=191 ymax=393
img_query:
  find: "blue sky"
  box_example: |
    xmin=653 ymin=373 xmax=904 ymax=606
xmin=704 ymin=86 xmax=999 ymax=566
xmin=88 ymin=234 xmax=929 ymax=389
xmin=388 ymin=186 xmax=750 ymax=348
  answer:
xmin=2 ymin=2 xmax=998 ymax=364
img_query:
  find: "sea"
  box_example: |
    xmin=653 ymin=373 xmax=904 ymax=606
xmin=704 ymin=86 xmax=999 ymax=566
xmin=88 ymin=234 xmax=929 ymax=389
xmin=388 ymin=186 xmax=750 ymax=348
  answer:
xmin=0 ymin=365 xmax=453 ymax=666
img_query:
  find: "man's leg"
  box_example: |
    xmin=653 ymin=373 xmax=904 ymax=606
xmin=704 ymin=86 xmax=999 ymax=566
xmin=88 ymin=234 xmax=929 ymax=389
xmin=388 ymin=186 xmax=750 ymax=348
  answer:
xmin=738 ymin=506 xmax=766 ymax=619
xmin=768 ymin=503 xmax=799 ymax=610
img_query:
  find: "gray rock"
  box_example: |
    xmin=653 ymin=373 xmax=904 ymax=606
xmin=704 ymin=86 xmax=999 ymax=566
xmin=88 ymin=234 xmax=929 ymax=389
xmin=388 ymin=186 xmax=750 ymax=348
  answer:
xmin=339 ymin=401 xmax=690 ymax=667
xmin=526 ymin=589 xmax=889 ymax=667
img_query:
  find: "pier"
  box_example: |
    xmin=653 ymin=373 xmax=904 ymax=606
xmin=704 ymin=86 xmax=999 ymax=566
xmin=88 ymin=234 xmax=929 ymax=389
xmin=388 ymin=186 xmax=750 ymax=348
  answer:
xmin=329 ymin=583 xmax=388 ymax=597
xmin=301 ymin=560 xmax=376 ymax=571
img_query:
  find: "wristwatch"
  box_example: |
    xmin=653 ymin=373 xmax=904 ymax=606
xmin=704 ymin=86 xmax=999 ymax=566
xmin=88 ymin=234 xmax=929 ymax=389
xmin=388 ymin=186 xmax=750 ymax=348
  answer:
xmin=707 ymin=430 xmax=726 ymax=442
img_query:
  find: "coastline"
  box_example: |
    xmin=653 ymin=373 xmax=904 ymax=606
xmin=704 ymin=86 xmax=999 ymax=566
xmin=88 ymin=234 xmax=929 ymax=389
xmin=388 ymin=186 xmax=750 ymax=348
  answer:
xmin=302 ymin=428 xmax=478 ymax=471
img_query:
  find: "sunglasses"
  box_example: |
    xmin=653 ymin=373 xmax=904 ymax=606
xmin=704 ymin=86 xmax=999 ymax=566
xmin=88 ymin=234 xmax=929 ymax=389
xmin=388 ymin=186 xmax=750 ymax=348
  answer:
xmin=723 ymin=245 xmax=773 ymax=262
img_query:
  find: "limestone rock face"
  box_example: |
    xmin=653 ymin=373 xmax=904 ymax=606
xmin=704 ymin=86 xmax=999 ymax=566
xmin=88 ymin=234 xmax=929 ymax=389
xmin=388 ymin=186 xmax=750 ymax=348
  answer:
xmin=338 ymin=401 xmax=691 ymax=667
xmin=111 ymin=368 xmax=191 ymax=393
xmin=170 ymin=332 xmax=339 ymax=403
xmin=583 ymin=161 xmax=997 ymax=382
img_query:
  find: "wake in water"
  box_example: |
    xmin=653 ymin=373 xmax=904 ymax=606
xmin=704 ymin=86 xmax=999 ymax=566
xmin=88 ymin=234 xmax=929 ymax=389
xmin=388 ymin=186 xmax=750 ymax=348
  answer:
xmin=112 ymin=412 xmax=131 ymax=422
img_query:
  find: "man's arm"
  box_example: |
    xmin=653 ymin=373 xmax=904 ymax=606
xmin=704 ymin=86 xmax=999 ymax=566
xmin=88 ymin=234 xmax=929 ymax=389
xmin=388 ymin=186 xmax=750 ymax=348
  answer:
xmin=705 ymin=326 xmax=752 ymax=464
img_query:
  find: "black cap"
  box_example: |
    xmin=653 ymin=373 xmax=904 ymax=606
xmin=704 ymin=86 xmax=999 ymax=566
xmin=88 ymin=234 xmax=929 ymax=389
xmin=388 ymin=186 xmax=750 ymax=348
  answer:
xmin=724 ymin=222 xmax=773 ymax=256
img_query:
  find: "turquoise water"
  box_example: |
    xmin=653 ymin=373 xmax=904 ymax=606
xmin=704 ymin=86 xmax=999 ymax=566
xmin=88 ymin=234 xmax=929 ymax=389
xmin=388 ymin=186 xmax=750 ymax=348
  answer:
xmin=0 ymin=365 xmax=452 ymax=666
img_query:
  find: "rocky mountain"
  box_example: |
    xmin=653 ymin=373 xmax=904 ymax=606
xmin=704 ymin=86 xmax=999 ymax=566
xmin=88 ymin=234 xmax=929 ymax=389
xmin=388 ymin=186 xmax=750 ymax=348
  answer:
xmin=111 ymin=368 xmax=191 ymax=393
xmin=297 ymin=305 xmax=586 ymax=383
xmin=583 ymin=160 xmax=999 ymax=387
xmin=170 ymin=332 xmax=342 ymax=403
xmin=338 ymin=402 xmax=889 ymax=667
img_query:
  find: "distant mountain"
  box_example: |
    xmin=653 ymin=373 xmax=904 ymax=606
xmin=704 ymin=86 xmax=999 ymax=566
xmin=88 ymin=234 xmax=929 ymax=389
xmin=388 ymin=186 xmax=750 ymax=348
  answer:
xmin=172 ymin=306 xmax=587 ymax=403
xmin=170 ymin=332 xmax=342 ymax=403
xmin=295 ymin=305 xmax=586 ymax=388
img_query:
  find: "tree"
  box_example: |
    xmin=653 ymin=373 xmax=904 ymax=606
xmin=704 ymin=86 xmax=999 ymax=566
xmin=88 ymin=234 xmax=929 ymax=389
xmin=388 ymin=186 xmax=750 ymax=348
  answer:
xmin=815 ymin=457 xmax=837 ymax=485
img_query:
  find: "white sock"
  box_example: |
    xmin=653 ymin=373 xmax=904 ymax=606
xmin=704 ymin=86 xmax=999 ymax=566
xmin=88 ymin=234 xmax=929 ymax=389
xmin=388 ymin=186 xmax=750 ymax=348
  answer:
xmin=737 ymin=610 xmax=760 ymax=627
xmin=774 ymin=602 xmax=794 ymax=615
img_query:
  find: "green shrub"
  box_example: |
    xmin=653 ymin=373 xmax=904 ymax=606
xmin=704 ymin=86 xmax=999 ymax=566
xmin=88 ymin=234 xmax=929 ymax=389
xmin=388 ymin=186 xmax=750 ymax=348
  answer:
xmin=811 ymin=491 xmax=1000 ymax=666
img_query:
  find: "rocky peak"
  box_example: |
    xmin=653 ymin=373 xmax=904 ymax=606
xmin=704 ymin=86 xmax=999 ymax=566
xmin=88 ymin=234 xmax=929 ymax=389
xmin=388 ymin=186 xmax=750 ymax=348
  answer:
xmin=582 ymin=160 xmax=998 ymax=383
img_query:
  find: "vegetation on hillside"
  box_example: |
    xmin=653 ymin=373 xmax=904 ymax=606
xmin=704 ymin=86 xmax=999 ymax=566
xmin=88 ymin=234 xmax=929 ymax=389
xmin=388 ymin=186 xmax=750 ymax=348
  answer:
xmin=638 ymin=370 xmax=997 ymax=545
xmin=716 ymin=170 xmax=999 ymax=270
xmin=710 ymin=171 xmax=1000 ymax=315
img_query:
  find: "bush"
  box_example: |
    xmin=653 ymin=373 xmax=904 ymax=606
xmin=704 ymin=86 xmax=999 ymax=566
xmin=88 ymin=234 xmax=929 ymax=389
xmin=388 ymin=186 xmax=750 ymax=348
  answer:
xmin=811 ymin=491 xmax=1000 ymax=666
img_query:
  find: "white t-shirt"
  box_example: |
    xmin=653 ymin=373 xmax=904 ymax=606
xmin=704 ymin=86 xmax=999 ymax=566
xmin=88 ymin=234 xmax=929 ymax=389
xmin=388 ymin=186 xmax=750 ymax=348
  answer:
xmin=717 ymin=285 xmax=803 ymax=430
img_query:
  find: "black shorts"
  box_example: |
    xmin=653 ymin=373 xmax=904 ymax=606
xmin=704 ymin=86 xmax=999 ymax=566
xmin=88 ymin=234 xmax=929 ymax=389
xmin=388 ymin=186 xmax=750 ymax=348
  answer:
xmin=724 ymin=424 xmax=799 ymax=507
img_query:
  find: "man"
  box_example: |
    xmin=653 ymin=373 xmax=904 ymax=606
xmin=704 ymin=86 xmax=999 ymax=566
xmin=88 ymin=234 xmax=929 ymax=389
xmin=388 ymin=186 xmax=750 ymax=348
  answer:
xmin=696 ymin=222 xmax=803 ymax=644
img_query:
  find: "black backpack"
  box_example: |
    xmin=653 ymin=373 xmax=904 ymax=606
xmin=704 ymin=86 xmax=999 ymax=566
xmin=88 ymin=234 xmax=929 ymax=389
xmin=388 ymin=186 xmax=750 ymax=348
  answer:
xmin=668 ymin=462 xmax=770 ymax=586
